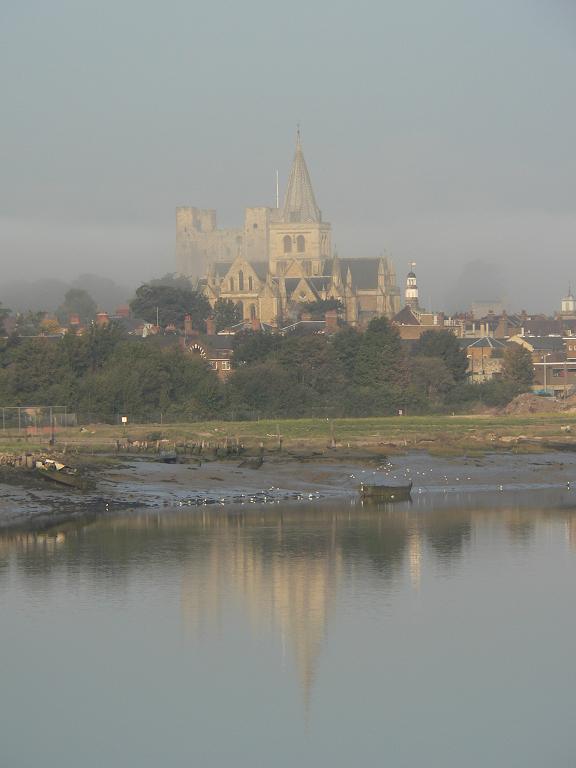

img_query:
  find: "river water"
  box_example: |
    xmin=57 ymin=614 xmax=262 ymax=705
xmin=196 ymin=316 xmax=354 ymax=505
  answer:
xmin=1 ymin=487 xmax=575 ymax=767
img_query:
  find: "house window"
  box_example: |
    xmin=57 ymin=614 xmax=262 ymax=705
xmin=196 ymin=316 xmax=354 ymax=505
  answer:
xmin=248 ymin=276 xmax=253 ymax=291
xmin=297 ymin=235 xmax=305 ymax=252
xmin=238 ymin=270 xmax=244 ymax=291
xmin=250 ymin=304 xmax=256 ymax=320
xmin=221 ymin=360 xmax=231 ymax=371
xmin=253 ymin=223 xmax=258 ymax=229
xmin=209 ymin=360 xmax=218 ymax=370
xmin=283 ymin=235 xmax=292 ymax=254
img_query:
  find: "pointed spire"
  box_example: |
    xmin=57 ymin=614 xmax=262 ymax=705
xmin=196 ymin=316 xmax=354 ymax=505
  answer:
xmin=282 ymin=129 xmax=321 ymax=224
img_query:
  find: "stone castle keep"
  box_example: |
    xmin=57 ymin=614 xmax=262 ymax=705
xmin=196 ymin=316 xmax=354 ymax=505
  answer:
xmin=176 ymin=133 xmax=401 ymax=326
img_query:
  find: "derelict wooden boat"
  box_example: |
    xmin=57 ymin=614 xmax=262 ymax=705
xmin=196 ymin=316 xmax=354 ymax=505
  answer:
xmin=36 ymin=468 xmax=92 ymax=491
xmin=155 ymin=451 xmax=179 ymax=464
xmin=359 ymin=481 xmax=412 ymax=501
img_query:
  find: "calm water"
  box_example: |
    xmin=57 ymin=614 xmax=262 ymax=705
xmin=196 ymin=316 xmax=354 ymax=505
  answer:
xmin=1 ymin=489 xmax=576 ymax=767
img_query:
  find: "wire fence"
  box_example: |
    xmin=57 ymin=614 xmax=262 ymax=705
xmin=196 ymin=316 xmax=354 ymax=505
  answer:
xmin=0 ymin=406 xmax=76 ymax=434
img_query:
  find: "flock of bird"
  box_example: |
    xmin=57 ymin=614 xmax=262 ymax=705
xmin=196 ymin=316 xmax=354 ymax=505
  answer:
xmin=171 ymin=488 xmax=325 ymax=507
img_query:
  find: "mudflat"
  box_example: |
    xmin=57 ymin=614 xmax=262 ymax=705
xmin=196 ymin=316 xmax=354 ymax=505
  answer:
xmin=1 ymin=451 xmax=575 ymax=531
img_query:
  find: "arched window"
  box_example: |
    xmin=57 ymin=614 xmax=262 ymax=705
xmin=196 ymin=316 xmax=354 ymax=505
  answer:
xmin=283 ymin=235 xmax=292 ymax=254
xmin=238 ymin=270 xmax=244 ymax=291
xmin=236 ymin=300 xmax=243 ymax=318
xmin=250 ymin=304 xmax=257 ymax=320
xmin=248 ymin=276 xmax=253 ymax=291
xmin=297 ymin=235 xmax=305 ymax=253
xmin=229 ymin=277 xmax=234 ymax=292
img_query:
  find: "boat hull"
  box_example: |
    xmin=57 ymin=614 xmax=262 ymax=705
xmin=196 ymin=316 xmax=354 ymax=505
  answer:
xmin=359 ymin=482 xmax=412 ymax=502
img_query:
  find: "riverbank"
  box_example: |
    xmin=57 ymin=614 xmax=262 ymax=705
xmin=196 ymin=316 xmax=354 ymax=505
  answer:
xmin=1 ymin=450 xmax=575 ymax=532
xmin=2 ymin=412 xmax=576 ymax=460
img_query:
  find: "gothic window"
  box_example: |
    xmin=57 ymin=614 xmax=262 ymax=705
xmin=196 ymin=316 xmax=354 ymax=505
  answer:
xmin=250 ymin=304 xmax=256 ymax=320
xmin=229 ymin=278 xmax=234 ymax=291
xmin=283 ymin=235 xmax=292 ymax=254
xmin=297 ymin=235 xmax=305 ymax=253
xmin=248 ymin=276 xmax=253 ymax=291
xmin=238 ymin=270 xmax=244 ymax=291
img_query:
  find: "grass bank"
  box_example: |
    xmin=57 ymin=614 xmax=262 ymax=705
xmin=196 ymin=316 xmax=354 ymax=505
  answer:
xmin=1 ymin=412 xmax=575 ymax=459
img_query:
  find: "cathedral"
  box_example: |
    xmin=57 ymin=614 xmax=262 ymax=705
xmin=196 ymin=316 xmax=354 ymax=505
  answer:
xmin=176 ymin=132 xmax=401 ymax=326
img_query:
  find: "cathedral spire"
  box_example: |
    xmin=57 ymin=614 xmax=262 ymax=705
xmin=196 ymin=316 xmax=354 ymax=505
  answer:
xmin=282 ymin=129 xmax=321 ymax=224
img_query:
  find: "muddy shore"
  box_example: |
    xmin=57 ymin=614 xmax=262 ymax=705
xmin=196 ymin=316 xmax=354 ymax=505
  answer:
xmin=1 ymin=450 xmax=575 ymax=531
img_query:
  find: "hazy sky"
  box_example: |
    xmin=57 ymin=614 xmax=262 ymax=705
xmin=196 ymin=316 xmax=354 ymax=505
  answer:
xmin=1 ymin=0 xmax=575 ymax=312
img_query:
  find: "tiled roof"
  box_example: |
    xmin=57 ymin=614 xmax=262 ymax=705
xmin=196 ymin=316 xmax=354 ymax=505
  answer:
xmin=393 ymin=306 xmax=421 ymax=326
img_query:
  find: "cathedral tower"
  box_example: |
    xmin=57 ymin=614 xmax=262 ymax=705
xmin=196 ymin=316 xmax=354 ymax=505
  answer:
xmin=269 ymin=130 xmax=331 ymax=277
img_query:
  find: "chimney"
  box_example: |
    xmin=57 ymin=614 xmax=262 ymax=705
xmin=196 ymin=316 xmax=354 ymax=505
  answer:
xmin=324 ymin=309 xmax=338 ymax=333
xmin=206 ymin=316 xmax=216 ymax=335
xmin=184 ymin=314 xmax=193 ymax=336
xmin=251 ymin=317 xmax=262 ymax=332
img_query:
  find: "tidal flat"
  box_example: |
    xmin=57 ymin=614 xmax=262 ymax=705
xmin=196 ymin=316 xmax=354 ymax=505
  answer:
xmin=1 ymin=451 xmax=575 ymax=531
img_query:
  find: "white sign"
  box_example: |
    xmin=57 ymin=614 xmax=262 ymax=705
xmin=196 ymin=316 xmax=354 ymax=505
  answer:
xmin=121 ymin=416 xmax=128 ymax=424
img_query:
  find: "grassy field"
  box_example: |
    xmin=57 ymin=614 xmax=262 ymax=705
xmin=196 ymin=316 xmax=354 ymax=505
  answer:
xmin=1 ymin=412 xmax=575 ymax=458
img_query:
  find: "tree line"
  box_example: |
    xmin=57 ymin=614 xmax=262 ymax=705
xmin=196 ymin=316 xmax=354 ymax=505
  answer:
xmin=0 ymin=315 xmax=534 ymax=422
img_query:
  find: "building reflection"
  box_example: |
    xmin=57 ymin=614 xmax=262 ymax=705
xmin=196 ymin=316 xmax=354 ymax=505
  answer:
xmin=1 ymin=490 xmax=576 ymax=706
xmin=180 ymin=517 xmax=343 ymax=708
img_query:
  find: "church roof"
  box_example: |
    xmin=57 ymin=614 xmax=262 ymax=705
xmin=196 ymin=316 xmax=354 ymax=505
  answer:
xmin=282 ymin=132 xmax=321 ymax=223
xmin=212 ymin=261 xmax=233 ymax=277
xmin=308 ymin=276 xmax=332 ymax=292
xmin=338 ymin=258 xmax=380 ymax=289
xmin=249 ymin=261 xmax=269 ymax=280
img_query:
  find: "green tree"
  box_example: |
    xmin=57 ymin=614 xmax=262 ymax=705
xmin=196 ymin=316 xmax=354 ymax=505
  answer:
xmin=298 ymin=298 xmax=343 ymax=320
xmin=408 ymin=356 xmax=454 ymax=402
xmin=232 ymin=330 xmax=283 ymax=366
xmin=56 ymin=289 xmax=97 ymax=324
xmin=412 ymin=330 xmax=468 ymax=382
xmin=0 ymin=303 xmax=9 ymax=335
xmin=213 ymin=298 xmax=242 ymax=331
xmin=13 ymin=311 xmax=47 ymax=336
xmin=354 ymin=318 xmax=407 ymax=386
xmin=226 ymin=362 xmax=310 ymax=418
xmin=332 ymin=326 xmax=361 ymax=380
xmin=501 ymin=344 xmax=534 ymax=390
xmin=130 ymin=283 xmax=210 ymax=330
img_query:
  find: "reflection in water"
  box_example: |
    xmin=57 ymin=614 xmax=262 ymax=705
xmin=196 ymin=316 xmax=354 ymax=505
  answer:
xmin=1 ymin=489 xmax=576 ymax=709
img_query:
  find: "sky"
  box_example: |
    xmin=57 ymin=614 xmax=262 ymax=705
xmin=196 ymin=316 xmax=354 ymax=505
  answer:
xmin=1 ymin=0 xmax=575 ymax=312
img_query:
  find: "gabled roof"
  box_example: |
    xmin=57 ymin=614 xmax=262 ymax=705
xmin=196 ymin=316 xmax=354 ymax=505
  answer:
xmin=250 ymin=261 xmax=269 ymax=280
xmin=282 ymin=132 xmax=321 ymax=223
xmin=465 ymin=337 xmax=507 ymax=349
xmin=308 ymin=276 xmax=332 ymax=292
xmin=523 ymin=336 xmax=565 ymax=351
xmin=393 ymin=306 xmax=420 ymax=326
xmin=523 ymin=319 xmax=562 ymax=336
xmin=279 ymin=319 xmax=326 ymax=335
xmin=211 ymin=261 xmax=233 ymax=278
